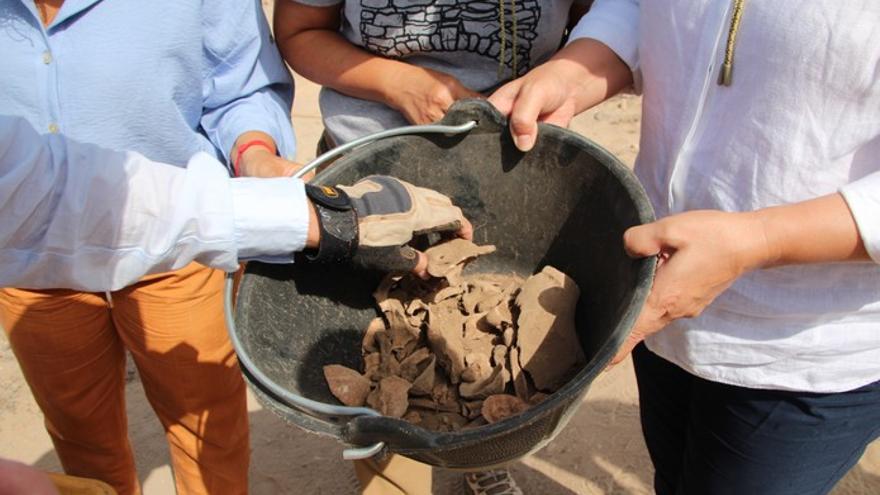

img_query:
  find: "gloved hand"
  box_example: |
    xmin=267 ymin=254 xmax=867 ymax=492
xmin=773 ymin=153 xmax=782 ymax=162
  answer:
xmin=305 ymin=175 xmax=472 ymax=276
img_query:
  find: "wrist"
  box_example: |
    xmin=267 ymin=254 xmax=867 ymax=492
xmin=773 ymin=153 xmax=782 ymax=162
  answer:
xmin=743 ymin=210 xmax=782 ymax=269
xmin=233 ymin=139 xmax=276 ymax=177
xmin=380 ymin=63 xmax=425 ymax=111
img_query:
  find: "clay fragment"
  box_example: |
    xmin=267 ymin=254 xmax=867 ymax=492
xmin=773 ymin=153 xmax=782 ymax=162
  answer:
xmin=323 ymin=365 xmax=372 ymax=407
xmin=363 ymin=352 xmax=381 ymax=381
xmin=399 ymin=347 xmax=432 ymax=381
xmin=409 ymin=397 xmax=460 ymax=413
xmin=431 ymin=284 xmax=465 ymax=303
xmin=417 ymin=411 xmax=469 ymax=432
xmin=385 ymin=306 xmax=420 ymax=360
xmin=491 ymin=345 xmax=508 ymax=368
xmin=508 ymin=347 xmax=532 ymax=401
xmin=426 ymin=298 xmax=468 ymax=382
xmin=431 ymin=382 xmax=460 ymax=409
xmin=486 ymin=302 xmax=514 ymax=331
xmin=460 ymin=352 xmax=492 ymax=383
xmin=325 ymin=236 xmax=581 ymax=432
xmin=515 ymin=266 xmax=585 ymax=391
xmin=473 ymin=291 xmax=508 ymax=315
xmin=373 ymin=275 xmax=401 ymax=306
xmin=462 ymin=399 xmax=484 ymax=419
xmin=403 ymin=409 xmax=423 ymax=425
xmin=459 ymin=364 xmax=506 ymax=399
xmin=362 ymin=318 xmax=385 ymax=353
xmin=502 ymin=327 xmax=515 ymax=347
xmin=425 ymin=239 xmax=496 ymax=279
xmin=366 ymin=376 xmax=411 ymax=418
xmin=482 ymin=394 xmax=530 ymax=423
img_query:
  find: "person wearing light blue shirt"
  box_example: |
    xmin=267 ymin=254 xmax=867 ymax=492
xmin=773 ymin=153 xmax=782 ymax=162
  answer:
xmin=0 ymin=1 xmax=301 ymax=493
xmin=0 ymin=112 xmax=471 ymax=495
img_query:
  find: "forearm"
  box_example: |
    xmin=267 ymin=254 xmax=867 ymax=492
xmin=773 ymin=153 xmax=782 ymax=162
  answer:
xmin=275 ymin=5 xmax=404 ymax=107
xmin=753 ymin=193 xmax=869 ymax=267
xmin=549 ymin=38 xmax=634 ymax=114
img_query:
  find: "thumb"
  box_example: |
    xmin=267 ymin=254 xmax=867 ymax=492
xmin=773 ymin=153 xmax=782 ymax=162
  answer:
xmin=623 ymin=223 xmax=664 ymax=258
xmin=609 ymin=331 xmax=643 ymax=366
xmin=487 ymin=79 xmax=523 ymax=117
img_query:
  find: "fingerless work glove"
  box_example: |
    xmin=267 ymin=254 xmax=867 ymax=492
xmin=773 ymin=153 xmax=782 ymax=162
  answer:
xmin=305 ymin=175 xmax=465 ymax=272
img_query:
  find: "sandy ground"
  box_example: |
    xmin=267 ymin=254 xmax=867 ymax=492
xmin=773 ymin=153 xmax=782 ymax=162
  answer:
xmin=1 ymin=10 xmax=878 ymax=492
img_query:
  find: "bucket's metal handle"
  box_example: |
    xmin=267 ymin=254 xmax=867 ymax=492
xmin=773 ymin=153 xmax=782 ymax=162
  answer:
xmin=293 ymin=120 xmax=477 ymax=179
xmin=224 ymin=120 xmax=477 ymax=460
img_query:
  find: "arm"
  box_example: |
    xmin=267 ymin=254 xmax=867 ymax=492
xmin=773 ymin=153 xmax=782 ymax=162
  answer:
xmin=488 ymin=0 xmax=639 ymax=151
xmin=0 ymin=114 xmax=310 ymax=292
xmin=0 ymin=115 xmax=468 ymax=291
xmin=200 ymin=0 xmax=299 ymax=177
xmin=273 ymin=1 xmax=479 ymax=125
xmin=613 ymin=192 xmax=871 ymax=364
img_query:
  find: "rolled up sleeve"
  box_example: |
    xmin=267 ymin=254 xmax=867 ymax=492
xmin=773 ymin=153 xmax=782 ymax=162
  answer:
xmin=841 ymin=171 xmax=880 ymax=264
xmin=200 ymin=0 xmax=297 ymax=167
xmin=568 ymin=0 xmax=640 ymax=72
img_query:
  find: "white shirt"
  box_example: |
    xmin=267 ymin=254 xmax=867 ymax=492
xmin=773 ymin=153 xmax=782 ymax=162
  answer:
xmin=573 ymin=0 xmax=880 ymax=392
xmin=0 ymin=114 xmax=309 ymax=292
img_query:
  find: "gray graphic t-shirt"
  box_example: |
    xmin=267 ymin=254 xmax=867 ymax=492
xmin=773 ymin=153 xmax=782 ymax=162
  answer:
xmin=292 ymin=0 xmax=585 ymax=144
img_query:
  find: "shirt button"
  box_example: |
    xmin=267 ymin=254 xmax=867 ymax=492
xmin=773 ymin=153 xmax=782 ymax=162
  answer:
xmin=48 ymin=123 xmax=59 ymax=134
xmin=42 ymin=51 xmax=53 ymax=64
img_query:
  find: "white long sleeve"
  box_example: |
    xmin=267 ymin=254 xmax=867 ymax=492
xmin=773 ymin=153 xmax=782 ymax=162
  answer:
xmin=841 ymin=171 xmax=880 ymax=264
xmin=0 ymin=114 xmax=309 ymax=292
xmin=567 ymin=0 xmax=640 ymax=71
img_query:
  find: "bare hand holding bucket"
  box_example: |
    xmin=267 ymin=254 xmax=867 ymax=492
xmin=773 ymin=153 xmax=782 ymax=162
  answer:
xmin=613 ymin=194 xmax=869 ymax=365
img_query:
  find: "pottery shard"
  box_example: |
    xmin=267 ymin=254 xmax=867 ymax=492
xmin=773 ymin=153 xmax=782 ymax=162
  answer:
xmin=405 ymin=299 xmax=429 ymax=327
xmin=410 ymin=356 xmax=437 ymax=396
xmin=460 ymin=352 xmax=492 ymax=383
xmin=462 ymin=282 xmax=503 ymax=315
xmin=324 ymin=365 xmax=372 ymax=407
xmin=366 ymin=376 xmax=412 ymax=418
xmin=431 ymin=284 xmax=465 ymax=303
xmin=409 ymin=397 xmax=460 ymax=413
xmin=363 ymin=352 xmax=382 ymax=381
xmin=508 ymin=346 xmax=532 ymax=401
xmin=426 ymin=298 xmax=467 ymax=382
xmin=425 ymin=239 xmax=496 ymax=279
xmin=515 ymin=266 xmax=585 ymax=391
xmin=482 ymin=394 xmax=530 ymax=423
xmin=373 ymin=274 xmax=401 ymax=306
xmin=399 ymin=347 xmax=432 ymax=381
xmin=417 ymin=411 xmax=469 ymax=432
xmin=485 ymin=301 xmax=514 ymax=331
xmin=384 ymin=306 xmax=420 ymax=360
xmin=362 ymin=318 xmax=386 ymax=354
xmin=459 ymin=364 xmax=506 ymax=399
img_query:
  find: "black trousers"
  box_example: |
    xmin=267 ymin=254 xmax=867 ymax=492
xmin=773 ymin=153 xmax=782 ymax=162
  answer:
xmin=632 ymin=343 xmax=880 ymax=495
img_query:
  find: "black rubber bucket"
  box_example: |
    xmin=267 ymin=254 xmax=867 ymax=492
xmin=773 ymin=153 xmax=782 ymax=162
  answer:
xmin=231 ymin=99 xmax=655 ymax=469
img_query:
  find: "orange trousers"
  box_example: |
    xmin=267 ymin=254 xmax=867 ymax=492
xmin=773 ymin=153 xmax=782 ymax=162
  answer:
xmin=0 ymin=263 xmax=248 ymax=495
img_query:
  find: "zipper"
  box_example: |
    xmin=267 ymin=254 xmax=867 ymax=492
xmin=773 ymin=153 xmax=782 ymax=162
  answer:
xmin=666 ymin=3 xmax=738 ymax=213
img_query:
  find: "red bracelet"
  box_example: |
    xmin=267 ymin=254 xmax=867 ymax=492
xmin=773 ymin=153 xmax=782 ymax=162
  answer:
xmin=233 ymin=139 xmax=275 ymax=177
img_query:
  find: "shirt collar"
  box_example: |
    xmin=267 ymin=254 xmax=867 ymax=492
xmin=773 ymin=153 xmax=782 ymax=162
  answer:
xmin=22 ymin=0 xmax=105 ymax=31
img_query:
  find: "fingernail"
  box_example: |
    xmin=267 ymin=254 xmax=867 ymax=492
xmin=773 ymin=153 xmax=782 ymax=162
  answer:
xmin=513 ymin=134 xmax=533 ymax=152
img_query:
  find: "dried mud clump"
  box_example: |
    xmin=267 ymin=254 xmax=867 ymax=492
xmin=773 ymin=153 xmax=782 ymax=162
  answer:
xmin=324 ymin=239 xmax=584 ymax=431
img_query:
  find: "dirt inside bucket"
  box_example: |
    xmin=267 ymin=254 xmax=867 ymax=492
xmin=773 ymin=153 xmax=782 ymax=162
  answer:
xmin=323 ymin=239 xmax=585 ymax=431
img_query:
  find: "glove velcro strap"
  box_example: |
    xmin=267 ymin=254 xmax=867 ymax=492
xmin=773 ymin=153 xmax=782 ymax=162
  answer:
xmin=352 ymin=245 xmax=420 ymax=273
xmin=305 ymin=185 xmax=358 ymax=264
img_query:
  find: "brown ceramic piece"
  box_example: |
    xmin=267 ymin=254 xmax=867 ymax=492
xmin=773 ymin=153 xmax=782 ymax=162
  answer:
xmin=323 ymin=365 xmax=372 ymax=407
xmin=515 ymin=266 xmax=585 ymax=391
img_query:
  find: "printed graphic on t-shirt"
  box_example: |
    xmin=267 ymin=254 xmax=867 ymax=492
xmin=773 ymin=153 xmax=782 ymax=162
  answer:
xmin=359 ymin=0 xmax=541 ymax=75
